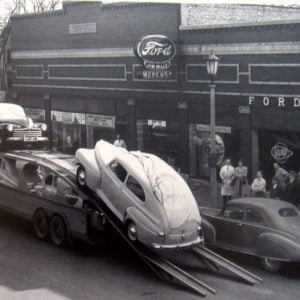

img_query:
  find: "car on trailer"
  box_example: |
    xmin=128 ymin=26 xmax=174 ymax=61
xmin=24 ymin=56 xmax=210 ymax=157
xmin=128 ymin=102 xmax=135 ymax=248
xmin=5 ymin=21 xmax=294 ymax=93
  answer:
xmin=75 ymin=140 xmax=202 ymax=249
xmin=200 ymin=197 xmax=300 ymax=271
xmin=0 ymin=103 xmax=48 ymax=149
xmin=0 ymin=150 xmax=106 ymax=246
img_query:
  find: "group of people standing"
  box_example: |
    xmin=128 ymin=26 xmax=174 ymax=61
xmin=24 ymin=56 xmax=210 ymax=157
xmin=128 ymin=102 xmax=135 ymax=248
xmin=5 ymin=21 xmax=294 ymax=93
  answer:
xmin=219 ymin=159 xmax=300 ymax=210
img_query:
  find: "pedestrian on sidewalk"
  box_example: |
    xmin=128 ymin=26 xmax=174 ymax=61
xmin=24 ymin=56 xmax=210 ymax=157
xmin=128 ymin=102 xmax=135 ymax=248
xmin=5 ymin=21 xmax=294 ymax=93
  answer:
xmin=113 ymin=134 xmax=127 ymax=149
xmin=270 ymin=177 xmax=284 ymax=200
xmin=273 ymin=163 xmax=289 ymax=190
xmin=284 ymin=170 xmax=300 ymax=206
xmin=251 ymin=171 xmax=266 ymax=197
xmin=219 ymin=159 xmax=235 ymax=212
xmin=234 ymin=159 xmax=248 ymax=197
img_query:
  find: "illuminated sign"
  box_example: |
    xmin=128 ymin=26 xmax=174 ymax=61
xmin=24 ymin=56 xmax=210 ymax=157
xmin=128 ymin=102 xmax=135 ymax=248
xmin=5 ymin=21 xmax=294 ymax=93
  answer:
xmin=135 ymin=35 xmax=176 ymax=80
xmin=271 ymin=143 xmax=293 ymax=163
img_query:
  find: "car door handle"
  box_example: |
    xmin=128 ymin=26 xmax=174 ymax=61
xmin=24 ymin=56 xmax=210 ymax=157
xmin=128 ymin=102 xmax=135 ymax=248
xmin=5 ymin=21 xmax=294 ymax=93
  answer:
xmin=237 ymin=223 xmax=243 ymax=226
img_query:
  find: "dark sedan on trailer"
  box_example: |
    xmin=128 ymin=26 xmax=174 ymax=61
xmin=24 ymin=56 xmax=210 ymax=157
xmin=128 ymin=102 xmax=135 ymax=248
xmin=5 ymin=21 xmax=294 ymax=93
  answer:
xmin=200 ymin=197 xmax=300 ymax=271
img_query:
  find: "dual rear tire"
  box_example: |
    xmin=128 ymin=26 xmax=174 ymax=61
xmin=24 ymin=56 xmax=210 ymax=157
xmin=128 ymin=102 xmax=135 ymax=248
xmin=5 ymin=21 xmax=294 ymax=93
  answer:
xmin=33 ymin=210 xmax=69 ymax=247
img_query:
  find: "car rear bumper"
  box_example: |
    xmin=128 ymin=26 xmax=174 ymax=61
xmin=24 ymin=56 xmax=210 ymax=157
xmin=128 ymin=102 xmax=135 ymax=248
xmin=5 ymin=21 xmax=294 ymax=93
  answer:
xmin=151 ymin=235 xmax=202 ymax=250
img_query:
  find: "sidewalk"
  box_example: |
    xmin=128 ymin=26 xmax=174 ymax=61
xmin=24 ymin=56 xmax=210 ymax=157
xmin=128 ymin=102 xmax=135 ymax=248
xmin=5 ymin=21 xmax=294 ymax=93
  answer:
xmin=187 ymin=177 xmax=223 ymax=209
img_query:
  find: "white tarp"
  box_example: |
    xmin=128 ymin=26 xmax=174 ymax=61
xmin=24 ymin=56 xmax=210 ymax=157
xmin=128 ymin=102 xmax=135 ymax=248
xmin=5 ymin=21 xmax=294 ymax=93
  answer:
xmin=0 ymin=103 xmax=28 ymax=127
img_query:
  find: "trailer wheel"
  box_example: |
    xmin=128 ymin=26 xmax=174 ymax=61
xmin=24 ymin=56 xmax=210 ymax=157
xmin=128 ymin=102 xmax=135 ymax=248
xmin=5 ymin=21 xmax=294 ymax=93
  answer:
xmin=127 ymin=221 xmax=138 ymax=243
xmin=50 ymin=215 xmax=68 ymax=247
xmin=261 ymin=257 xmax=282 ymax=272
xmin=77 ymin=165 xmax=87 ymax=187
xmin=33 ymin=209 xmax=49 ymax=240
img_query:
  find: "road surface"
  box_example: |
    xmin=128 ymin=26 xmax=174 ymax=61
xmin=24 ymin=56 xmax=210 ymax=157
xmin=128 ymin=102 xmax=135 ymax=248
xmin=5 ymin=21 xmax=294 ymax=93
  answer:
xmin=0 ymin=211 xmax=300 ymax=300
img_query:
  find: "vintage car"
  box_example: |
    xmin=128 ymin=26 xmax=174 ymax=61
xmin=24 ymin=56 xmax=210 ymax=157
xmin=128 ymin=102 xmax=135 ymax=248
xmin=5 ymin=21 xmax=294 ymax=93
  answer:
xmin=0 ymin=150 xmax=106 ymax=246
xmin=200 ymin=197 xmax=300 ymax=271
xmin=0 ymin=103 xmax=48 ymax=148
xmin=75 ymin=140 xmax=202 ymax=249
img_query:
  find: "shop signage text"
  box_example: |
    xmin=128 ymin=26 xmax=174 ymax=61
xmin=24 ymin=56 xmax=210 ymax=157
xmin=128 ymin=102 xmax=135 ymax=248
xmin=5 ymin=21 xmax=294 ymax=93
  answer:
xmin=196 ymin=124 xmax=231 ymax=134
xmin=249 ymin=96 xmax=300 ymax=108
xmin=69 ymin=23 xmax=97 ymax=35
xmin=136 ymin=34 xmax=176 ymax=80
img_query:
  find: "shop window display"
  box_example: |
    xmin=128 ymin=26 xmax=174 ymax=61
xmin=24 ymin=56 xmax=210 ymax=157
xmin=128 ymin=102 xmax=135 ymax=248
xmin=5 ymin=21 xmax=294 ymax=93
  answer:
xmin=189 ymin=123 xmax=240 ymax=180
xmin=137 ymin=119 xmax=180 ymax=169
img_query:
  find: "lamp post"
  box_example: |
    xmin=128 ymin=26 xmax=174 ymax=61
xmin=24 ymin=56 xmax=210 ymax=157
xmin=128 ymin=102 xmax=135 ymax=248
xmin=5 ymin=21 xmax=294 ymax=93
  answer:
xmin=206 ymin=51 xmax=220 ymax=208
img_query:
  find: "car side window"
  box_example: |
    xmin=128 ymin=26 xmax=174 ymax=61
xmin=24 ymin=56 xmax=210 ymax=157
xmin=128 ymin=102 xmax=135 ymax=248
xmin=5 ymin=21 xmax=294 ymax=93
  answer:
xmin=246 ymin=208 xmax=263 ymax=223
xmin=109 ymin=160 xmax=127 ymax=182
xmin=223 ymin=206 xmax=244 ymax=221
xmin=56 ymin=176 xmax=79 ymax=204
xmin=126 ymin=175 xmax=146 ymax=202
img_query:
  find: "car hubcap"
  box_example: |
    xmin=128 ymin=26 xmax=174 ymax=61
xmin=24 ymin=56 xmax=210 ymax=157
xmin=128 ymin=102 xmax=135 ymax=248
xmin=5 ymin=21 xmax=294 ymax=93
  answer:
xmin=78 ymin=170 xmax=86 ymax=185
xmin=128 ymin=223 xmax=137 ymax=241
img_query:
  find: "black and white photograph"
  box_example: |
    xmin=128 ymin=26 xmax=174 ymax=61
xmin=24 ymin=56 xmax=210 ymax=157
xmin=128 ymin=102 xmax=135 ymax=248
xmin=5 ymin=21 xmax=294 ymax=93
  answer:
xmin=0 ymin=0 xmax=300 ymax=298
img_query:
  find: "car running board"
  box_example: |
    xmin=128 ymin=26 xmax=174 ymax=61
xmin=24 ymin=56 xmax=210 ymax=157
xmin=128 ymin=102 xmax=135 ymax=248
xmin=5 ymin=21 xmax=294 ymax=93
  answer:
xmin=192 ymin=245 xmax=263 ymax=285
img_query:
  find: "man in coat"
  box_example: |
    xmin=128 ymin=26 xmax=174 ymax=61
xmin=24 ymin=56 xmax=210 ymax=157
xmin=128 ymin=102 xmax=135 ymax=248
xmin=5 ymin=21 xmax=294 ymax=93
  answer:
xmin=284 ymin=171 xmax=300 ymax=206
xmin=219 ymin=159 xmax=235 ymax=213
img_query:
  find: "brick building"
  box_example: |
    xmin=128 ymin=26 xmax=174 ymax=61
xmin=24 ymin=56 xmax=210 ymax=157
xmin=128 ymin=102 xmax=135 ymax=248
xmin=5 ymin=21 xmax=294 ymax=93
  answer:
xmin=2 ymin=1 xmax=300 ymax=184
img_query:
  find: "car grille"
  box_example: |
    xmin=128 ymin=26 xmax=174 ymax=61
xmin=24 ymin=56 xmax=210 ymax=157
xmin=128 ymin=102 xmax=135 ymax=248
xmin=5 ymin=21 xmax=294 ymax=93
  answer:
xmin=12 ymin=128 xmax=42 ymax=139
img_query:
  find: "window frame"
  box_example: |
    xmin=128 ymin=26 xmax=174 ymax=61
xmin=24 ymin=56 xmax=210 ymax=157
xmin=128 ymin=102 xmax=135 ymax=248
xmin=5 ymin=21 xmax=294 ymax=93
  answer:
xmin=126 ymin=175 xmax=146 ymax=202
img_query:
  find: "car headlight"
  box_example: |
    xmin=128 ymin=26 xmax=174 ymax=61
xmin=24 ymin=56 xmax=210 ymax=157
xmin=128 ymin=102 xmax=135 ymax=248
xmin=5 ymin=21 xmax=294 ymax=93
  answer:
xmin=7 ymin=124 xmax=14 ymax=132
xmin=40 ymin=123 xmax=47 ymax=131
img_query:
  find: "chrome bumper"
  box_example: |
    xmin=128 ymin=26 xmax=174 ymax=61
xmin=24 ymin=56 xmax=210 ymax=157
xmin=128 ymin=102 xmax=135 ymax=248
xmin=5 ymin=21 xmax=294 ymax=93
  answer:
xmin=151 ymin=236 xmax=202 ymax=250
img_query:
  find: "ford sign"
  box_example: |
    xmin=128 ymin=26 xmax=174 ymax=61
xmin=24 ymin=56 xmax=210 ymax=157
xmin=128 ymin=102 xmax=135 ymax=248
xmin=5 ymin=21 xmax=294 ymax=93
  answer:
xmin=136 ymin=35 xmax=176 ymax=66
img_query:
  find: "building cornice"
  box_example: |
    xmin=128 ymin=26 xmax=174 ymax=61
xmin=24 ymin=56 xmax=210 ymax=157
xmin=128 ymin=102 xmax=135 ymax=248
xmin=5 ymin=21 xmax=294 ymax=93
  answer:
xmin=180 ymin=18 xmax=300 ymax=32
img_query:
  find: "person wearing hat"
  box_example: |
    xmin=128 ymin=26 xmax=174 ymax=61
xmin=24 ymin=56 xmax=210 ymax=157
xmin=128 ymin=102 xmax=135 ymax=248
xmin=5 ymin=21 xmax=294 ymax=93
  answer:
xmin=270 ymin=176 xmax=284 ymax=200
xmin=284 ymin=170 xmax=300 ymax=206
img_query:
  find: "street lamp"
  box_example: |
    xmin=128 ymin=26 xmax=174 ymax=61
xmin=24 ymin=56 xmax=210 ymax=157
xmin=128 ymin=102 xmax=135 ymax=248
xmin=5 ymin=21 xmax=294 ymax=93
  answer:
xmin=206 ymin=51 xmax=220 ymax=208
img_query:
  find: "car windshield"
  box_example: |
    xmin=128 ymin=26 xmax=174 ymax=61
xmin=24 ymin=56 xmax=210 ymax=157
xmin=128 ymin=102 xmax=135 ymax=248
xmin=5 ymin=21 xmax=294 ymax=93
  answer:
xmin=50 ymin=157 xmax=78 ymax=185
xmin=278 ymin=208 xmax=298 ymax=217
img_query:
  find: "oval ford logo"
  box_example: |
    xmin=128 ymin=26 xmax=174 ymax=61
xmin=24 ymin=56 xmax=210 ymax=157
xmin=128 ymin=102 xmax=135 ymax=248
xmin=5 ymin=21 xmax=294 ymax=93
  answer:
xmin=136 ymin=35 xmax=176 ymax=64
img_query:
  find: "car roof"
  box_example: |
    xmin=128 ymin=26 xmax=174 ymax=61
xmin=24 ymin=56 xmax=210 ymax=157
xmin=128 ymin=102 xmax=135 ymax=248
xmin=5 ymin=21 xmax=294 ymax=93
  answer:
xmin=228 ymin=197 xmax=296 ymax=211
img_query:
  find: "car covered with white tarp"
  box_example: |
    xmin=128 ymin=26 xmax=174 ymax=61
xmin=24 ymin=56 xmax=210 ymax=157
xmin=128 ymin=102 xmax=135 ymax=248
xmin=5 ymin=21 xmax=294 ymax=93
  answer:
xmin=75 ymin=140 xmax=202 ymax=249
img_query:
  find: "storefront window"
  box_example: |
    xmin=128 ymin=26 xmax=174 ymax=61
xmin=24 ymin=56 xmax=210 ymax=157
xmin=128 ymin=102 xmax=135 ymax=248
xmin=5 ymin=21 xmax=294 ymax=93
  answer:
xmin=189 ymin=123 xmax=240 ymax=179
xmin=259 ymin=130 xmax=300 ymax=185
xmin=137 ymin=119 xmax=180 ymax=169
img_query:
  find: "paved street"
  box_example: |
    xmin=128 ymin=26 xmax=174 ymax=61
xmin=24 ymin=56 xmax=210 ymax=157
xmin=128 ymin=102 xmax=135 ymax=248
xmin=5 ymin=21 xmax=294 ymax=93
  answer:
xmin=0 ymin=211 xmax=300 ymax=300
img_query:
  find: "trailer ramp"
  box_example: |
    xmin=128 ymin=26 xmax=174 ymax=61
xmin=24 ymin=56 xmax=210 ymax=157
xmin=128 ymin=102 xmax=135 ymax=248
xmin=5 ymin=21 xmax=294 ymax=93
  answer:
xmin=89 ymin=191 xmax=261 ymax=296
xmin=90 ymin=192 xmax=216 ymax=296
xmin=193 ymin=245 xmax=263 ymax=285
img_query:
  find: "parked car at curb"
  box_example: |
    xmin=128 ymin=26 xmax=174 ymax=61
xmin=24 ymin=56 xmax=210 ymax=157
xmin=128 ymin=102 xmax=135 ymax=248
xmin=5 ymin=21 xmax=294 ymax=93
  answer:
xmin=0 ymin=103 xmax=48 ymax=149
xmin=75 ymin=140 xmax=202 ymax=249
xmin=200 ymin=197 xmax=300 ymax=271
xmin=0 ymin=150 xmax=106 ymax=247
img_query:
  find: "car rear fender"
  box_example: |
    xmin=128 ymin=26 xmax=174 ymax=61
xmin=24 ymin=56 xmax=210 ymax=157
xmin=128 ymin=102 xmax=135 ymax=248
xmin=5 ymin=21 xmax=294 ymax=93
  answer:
xmin=201 ymin=218 xmax=216 ymax=245
xmin=76 ymin=149 xmax=101 ymax=190
xmin=256 ymin=232 xmax=296 ymax=260
xmin=124 ymin=206 xmax=163 ymax=244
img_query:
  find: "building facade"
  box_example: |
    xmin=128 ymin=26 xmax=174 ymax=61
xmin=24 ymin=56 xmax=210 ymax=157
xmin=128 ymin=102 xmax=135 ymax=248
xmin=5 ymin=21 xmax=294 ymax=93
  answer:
xmin=3 ymin=1 xmax=300 ymax=184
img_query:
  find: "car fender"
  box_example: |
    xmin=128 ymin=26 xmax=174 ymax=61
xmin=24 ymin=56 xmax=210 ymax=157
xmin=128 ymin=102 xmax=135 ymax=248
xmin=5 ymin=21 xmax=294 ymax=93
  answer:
xmin=200 ymin=218 xmax=216 ymax=245
xmin=124 ymin=206 xmax=163 ymax=244
xmin=255 ymin=232 xmax=299 ymax=261
xmin=75 ymin=149 xmax=101 ymax=190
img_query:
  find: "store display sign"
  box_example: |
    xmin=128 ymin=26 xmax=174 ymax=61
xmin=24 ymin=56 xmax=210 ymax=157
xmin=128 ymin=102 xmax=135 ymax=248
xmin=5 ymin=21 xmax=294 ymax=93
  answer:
xmin=51 ymin=110 xmax=63 ymax=122
xmin=74 ymin=113 xmax=86 ymax=125
xmin=86 ymin=114 xmax=115 ymax=129
xmin=196 ymin=124 xmax=231 ymax=134
xmin=271 ymin=142 xmax=293 ymax=163
xmin=135 ymin=34 xmax=176 ymax=79
xmin=24 ymin=108 xmax=45 ymax=121
xmin=148 ymin=119 xmax=166 ymax=128
xmin=61 ymin=112 xmax=74 ymax=124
